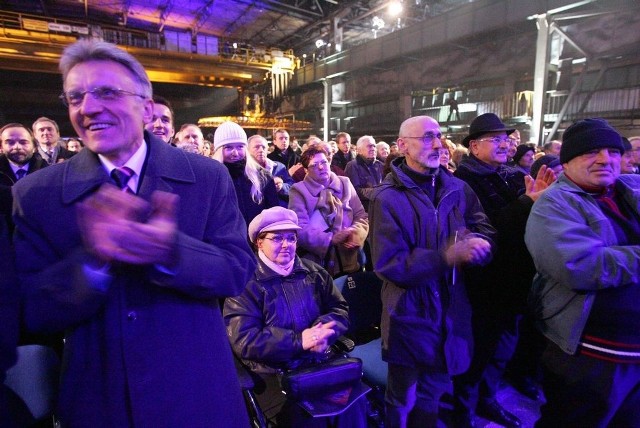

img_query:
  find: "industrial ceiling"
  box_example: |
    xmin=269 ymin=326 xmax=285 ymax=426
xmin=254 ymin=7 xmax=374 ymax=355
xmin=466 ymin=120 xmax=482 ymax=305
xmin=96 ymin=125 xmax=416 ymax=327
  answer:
xmin=1 ymin=0 xmax=470 ymax=56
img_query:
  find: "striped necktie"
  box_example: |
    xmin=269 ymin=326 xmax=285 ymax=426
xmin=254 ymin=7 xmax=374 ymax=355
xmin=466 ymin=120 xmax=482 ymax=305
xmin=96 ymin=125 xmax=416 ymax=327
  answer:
xmin=15 ymin=169 xmax=27 ymax=180
xmin=110 ymin=166 xmax=135 ymax=193
xmin=45 ymin=150 xmax=54 ymax=165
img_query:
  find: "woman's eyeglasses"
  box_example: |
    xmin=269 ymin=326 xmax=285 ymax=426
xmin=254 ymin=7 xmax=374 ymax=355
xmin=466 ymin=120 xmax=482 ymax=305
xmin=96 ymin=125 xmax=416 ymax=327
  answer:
xmin=307 ymin=160 xmax=329 ymax=169
xmin=263 ymin=234 xmax=298 ymax=244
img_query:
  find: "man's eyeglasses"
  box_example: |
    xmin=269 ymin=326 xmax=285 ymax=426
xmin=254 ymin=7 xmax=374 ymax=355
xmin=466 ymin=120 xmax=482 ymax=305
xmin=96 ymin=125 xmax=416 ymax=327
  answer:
xmin=307 ymin=160 xmax=329 ymax=170
xmin=263 ymin=234 xmax=298 ymax=245
xmin=401 ymin=132 xmax=443 ymax=144
xmin=59 ymin=86 xmax=146 ymax=107
xmin=475 ymin=137 xmax=511 ymax=145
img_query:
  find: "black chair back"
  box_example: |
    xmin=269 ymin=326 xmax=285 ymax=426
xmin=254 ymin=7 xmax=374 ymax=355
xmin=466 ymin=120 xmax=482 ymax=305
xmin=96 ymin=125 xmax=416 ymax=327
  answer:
xmin=333 ymin=272 xmax=383 ymax=344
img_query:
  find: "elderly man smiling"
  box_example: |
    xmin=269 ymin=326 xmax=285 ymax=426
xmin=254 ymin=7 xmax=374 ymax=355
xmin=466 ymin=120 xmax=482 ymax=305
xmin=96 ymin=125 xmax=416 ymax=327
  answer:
xmin=12 ymin=39 xmax=255 ymax=427
xmin=526 ymin=118 xmax=640 ymax=427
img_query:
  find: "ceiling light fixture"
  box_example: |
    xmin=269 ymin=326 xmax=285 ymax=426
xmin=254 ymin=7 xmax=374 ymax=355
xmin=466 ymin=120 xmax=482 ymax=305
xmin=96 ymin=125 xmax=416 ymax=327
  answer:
xmin=388 ymin=1 xmax=403 ymax=17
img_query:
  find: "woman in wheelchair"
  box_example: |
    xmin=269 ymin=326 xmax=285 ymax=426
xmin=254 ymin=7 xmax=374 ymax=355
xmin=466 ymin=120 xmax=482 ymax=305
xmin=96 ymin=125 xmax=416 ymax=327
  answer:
xmin=224 ymin=207 xmax=368 ymax=427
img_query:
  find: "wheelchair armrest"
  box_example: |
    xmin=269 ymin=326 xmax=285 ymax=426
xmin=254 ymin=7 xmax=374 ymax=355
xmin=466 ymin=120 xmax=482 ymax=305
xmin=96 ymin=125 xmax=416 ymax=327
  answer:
xmin=330 ymin=335 xmax=355 ymax=354
xmin=233 ymin=355 xmax=256 ymax=390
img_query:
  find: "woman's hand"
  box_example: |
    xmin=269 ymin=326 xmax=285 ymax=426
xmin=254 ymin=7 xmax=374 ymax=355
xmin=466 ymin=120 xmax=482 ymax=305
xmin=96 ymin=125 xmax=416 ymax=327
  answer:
xmin=301 ymin=321 xmax=337 ymax=352
xmin=331 ymin=228 xmax=359 ymax=249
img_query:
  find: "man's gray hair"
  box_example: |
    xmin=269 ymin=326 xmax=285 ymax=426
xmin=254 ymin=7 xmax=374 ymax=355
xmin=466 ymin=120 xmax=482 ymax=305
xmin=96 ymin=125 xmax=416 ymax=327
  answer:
xmin=32 ymin=116 xmax=59 ymax=133
xmin=356 ymin=135 xmax=375 ymax=150
xmin=248 ymin=134 xmax=267 ymax=145
xmin=59 ymin=40 xmax=152 ymax=98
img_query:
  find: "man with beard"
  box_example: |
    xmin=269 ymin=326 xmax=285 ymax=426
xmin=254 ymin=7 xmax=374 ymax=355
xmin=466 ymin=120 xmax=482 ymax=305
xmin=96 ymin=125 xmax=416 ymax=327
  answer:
xmin=0 ymin=123 xmax=47 ymax=229
xmin=32 ymin=117 xmax=75 ymax=165
xmin=369 ymin=115 xmax=494 ymax=427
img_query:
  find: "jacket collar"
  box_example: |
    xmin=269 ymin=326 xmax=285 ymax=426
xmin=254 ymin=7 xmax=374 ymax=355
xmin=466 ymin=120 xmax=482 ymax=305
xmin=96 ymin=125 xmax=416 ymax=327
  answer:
xmin=254 ymin=255 xmax=310 ymax=282
xmin=388 ymin=157 xmax=458 ymax=189
xmin=558 ymin=172 xmax=640 ymax=198
xmin=356 ymin=154 xmax=379 ymax=167
xmin=302 ymin=171 xmax=342 ymax=196
xmin=62 ymin=131 xmax=196 ymax=204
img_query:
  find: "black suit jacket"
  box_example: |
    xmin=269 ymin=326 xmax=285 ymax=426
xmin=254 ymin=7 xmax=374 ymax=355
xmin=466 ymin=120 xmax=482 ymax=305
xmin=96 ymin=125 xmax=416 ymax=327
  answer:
xmin=34 ymin=146 xmax=76 ymax=165
xmin=268 ymin=146 xmax=300 ymax=169
xmin=0 ymin=155 xmax=47 ymax=227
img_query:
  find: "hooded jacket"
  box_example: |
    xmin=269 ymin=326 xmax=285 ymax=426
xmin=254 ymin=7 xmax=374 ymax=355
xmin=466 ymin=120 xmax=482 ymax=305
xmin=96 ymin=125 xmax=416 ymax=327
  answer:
xmin=369 ymin=158 xmax=495 ymax=373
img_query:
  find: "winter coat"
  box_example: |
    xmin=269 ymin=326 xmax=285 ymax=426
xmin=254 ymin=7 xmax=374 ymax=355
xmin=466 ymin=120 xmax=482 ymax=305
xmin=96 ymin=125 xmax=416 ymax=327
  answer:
xmin=289 ymin=172 xmax=368 ymax=276
xmin=369 ymin=158 xmax=495 ymax=373
xmin=454 ymin=154 xmax=535 ymax=311
xmin=224 ymin=257 xmax=349 ymax=374
xmin=13 ymin=133 xmax=255 ymax=427
xmin=224 ymin=160 xmax=280 ymax=226
xmin=525 ymin=173 xmax=640 ymax=354
xmin=344 ymin=155 xmax=384 ymax=212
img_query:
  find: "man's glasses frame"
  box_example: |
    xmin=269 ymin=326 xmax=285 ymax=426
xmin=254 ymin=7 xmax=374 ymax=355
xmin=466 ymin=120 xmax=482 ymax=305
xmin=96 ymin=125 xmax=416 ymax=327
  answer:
xmin=59 ymin=86 xmax=146 ymax=107
xmin=401 ymin=132 xmax=443 ymax=144
xmin=475 ymin=136 xmax=511 ymax=145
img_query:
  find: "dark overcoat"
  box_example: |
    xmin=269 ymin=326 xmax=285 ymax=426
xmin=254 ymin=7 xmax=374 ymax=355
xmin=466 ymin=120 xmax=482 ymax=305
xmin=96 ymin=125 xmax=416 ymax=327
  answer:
xmin=12 ymin=133 xmax=256 ymax=427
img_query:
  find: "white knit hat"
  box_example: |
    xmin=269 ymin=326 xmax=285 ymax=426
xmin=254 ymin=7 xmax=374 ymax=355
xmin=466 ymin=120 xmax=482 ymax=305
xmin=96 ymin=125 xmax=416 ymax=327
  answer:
xmin=213 ymin=121 xmax=247 ymax=152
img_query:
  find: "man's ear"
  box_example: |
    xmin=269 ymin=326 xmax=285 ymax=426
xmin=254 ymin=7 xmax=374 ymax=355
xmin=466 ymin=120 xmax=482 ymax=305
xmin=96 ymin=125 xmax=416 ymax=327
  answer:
xmin=469 ymin=140 xmax=479 ymax=156
xmin=142 ymin=98 xmax=154 ymax=125
xmin=396 ymin=138 xmax=406 ymax=154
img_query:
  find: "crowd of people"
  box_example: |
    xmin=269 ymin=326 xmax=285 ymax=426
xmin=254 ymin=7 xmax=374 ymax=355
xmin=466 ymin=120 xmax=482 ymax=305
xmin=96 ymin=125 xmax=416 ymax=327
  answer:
xmin=2 ymin=38 xmax=640 ymax=428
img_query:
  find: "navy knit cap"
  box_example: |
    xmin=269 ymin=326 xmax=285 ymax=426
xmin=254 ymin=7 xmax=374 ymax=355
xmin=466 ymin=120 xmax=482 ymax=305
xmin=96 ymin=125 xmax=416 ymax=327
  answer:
xmin=513 ymin=144 xmax=535 ymax=164
xmin=530 ymin=154 xmax=560 ymax=179
xmin=560 ymin=118 xmax=624 ymax=164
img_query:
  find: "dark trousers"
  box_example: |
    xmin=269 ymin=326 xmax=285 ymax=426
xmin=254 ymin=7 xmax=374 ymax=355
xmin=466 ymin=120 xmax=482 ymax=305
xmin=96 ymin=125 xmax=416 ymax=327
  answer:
xmin=453 ymin=310 xmax=520 ymax=414
xmin=507 ymin=313 xmax=545 ymax=382
xmin=536 ymin=341 xmax=640 ymax=428
xmin=385 ymin=363 xmax=452 ymax=428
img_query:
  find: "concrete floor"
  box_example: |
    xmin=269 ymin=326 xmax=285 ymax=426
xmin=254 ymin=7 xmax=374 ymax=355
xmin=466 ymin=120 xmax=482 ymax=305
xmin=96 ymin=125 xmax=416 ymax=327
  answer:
xmin=481 ymin=382 xmax=542 ymax=428
xmin=435 ymin=381 xmax=543 ymax=428
xmin=366 ymin=378 xmax=543 ymax=427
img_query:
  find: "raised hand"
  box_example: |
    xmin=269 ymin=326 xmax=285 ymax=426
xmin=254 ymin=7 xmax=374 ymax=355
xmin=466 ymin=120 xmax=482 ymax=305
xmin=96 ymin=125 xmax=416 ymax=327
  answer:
xmin=77 ymin=186 xmax=179 ymax=265
xmin=525 ymin=164 xmax=557 ymax=202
